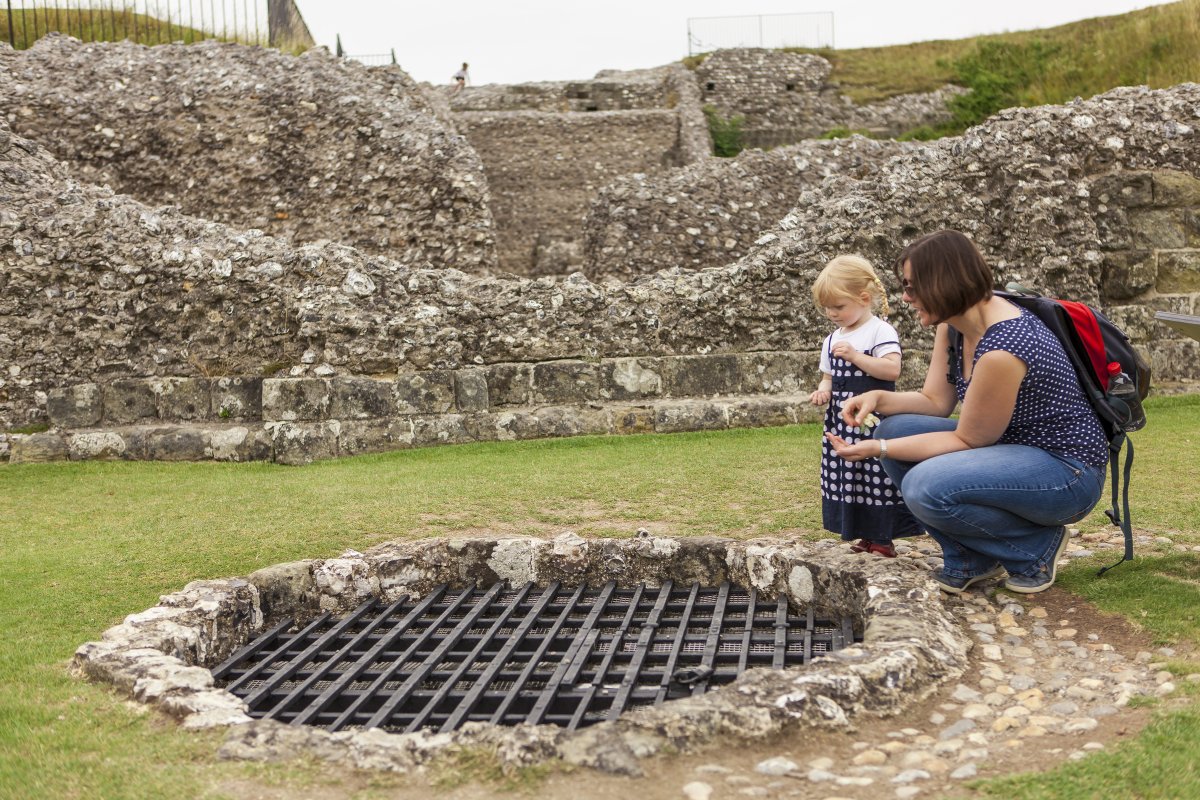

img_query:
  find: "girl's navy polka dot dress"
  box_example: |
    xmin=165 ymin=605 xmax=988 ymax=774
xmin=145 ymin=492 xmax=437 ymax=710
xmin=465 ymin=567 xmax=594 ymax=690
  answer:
xmin=820 ymin=324 xmax=921 ymax=543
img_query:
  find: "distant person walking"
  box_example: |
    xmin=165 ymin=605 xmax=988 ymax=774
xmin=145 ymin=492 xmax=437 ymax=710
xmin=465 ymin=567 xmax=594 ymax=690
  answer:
xmin=451 ymin=62 xmax=470 ymax=93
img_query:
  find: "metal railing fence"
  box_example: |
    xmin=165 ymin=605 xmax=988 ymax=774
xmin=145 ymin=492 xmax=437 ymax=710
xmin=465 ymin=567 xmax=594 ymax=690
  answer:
xmin=1 ymin=0 xmax=313 ymax=50
xmin=343 ymin=49 xmax=396 ymax=67
xmin=687 ymin=12 xmax=835 ymax=54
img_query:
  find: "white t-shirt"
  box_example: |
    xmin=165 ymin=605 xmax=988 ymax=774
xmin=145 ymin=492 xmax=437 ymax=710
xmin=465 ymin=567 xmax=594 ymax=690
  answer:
xmin=819 ymin=315 xmax=902 ymax=374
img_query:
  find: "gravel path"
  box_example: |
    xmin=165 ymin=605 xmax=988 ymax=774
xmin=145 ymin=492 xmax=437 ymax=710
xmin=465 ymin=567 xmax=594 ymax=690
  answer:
xmin=672 ymin=529 xmax=1188 ymax=800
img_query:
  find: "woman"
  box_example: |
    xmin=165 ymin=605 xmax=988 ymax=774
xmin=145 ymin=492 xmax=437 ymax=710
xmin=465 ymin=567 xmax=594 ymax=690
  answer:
xmin=825 ymin=230 xmax=1108 ymax=594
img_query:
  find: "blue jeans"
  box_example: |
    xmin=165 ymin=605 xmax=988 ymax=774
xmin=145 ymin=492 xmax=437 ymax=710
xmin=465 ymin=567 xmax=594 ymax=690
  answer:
xmin=875 ymin=415 xmax=1106 ymax=580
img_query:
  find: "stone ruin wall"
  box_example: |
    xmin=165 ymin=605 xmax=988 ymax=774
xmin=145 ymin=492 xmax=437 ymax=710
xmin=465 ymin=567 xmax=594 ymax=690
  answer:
xmin=1 ymin=32 xmax=1198 ymax=465
xmin=0 ymin=40 xmax=960 ymax=286
xmin=445 ymin=77 xmax=665 ymax=113
xmin=0 ymin=37 xmax=497 ymax=273
xmin=721 ymin=85 xmax=1200 ymax=372
xmin=1 ymin=118 xmax=836 ymax=443
xmin=693 ymin=49 xmax=966 ymax=147
xmin=446 ymin=65 xmax=710 ymax=165
xmin=443 ymin=65 xmax=710 ymax=275
xmin=583 ymin=136 xmax=920 ymax=280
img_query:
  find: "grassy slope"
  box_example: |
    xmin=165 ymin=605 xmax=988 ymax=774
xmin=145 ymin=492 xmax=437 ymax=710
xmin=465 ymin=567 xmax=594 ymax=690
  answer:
xmin=0 ymin=395 xmax=1198 ymax=798
xmin=794 ymin=0 xmax=1200 ymax=103
xmin=0 ymin=7 xmax=241 ymax=48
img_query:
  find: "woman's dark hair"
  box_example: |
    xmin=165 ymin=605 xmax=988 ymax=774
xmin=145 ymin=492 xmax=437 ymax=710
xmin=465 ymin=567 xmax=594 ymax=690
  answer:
xmin=894 ymin=230 xmax=993 ymax=321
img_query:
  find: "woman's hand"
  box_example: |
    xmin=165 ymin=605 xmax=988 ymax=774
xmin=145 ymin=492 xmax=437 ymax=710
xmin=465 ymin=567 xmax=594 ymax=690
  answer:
xmin=825 ymin=433 xmax=878 ymax=462
xmin=839 ymin=391 xmax=881 ymax=428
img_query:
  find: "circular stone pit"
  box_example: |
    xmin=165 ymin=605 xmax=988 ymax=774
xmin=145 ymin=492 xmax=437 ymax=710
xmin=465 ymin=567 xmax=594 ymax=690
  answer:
xmin=71 ymin=533 xmax=971 ymax=776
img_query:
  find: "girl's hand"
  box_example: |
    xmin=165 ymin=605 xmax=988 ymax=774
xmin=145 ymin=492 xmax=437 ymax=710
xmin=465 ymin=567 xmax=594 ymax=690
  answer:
xmin=830 ymin=342 xmax=858 ymax=363
xmin=839 ymin=391 xmax=880 ymax=428
xmin=825 ymin=433 xmax=877 ymax=462
xmin=809 ymin=389 xmax=831 ymax=406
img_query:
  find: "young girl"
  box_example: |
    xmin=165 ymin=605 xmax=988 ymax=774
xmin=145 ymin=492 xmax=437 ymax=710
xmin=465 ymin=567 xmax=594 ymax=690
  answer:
xmin=810 ymin=255 xmax=920 ymax=557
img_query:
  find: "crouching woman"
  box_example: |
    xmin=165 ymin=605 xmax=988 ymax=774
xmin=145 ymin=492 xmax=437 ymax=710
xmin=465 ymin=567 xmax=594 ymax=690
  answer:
xmin=825 ymin=230 xmax=1107 ymax=594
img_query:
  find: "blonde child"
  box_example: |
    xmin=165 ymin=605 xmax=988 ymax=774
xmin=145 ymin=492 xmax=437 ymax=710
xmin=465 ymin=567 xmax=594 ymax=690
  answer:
xmin=810 ymin=255 xmax=920 ymax=557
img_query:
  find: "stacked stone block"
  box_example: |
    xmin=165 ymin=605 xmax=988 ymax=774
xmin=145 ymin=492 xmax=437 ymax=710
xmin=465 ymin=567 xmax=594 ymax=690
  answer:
xmin=444 ymin=64 xmax=711 ymax=275
xmin=1094 ymin=169 xmax=1200 ymax=380
xmin=8 ymin=350 xmax=840 ymax=464
xmin=453 ymin=109 xmax=685 ymax=275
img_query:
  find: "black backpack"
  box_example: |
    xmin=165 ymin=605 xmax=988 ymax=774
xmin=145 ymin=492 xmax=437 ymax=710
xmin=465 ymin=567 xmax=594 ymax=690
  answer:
xmin=946 ymin=285 xmax=1151 ymax=574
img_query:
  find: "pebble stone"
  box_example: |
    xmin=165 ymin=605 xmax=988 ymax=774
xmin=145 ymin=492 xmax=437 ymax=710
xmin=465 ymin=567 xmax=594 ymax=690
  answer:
xmin=756 ymin=757 xmax=800 ymax=776
xmin=679 ymin=529 xmax=1168 ymax=800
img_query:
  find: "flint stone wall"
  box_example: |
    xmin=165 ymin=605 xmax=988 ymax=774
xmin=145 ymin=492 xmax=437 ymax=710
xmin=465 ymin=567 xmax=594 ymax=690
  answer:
xmin=71 ymin=534 xmax=971 ymax=775
xmin=449 ymin=65 xmax=711 ymax=163
xmin=2 ymin=117 xmax=832 ymax=429
xmin=584 ymin=136 xmax=919 ymax=280
xmin=724 ymin=84 xmax=1200 ymax=370
xmin=4 ymin=86 xmax=1200 ymax=438
xmin=693 ymin=49 xmax=965 ymax=146
xmin=0 ymin=37 xmax=496 ymax=271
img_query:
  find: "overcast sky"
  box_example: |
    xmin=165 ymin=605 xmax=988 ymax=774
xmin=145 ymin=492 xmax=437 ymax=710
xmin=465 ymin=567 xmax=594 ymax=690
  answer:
xmin=295 ymin=1 xmax=1165 ymax=86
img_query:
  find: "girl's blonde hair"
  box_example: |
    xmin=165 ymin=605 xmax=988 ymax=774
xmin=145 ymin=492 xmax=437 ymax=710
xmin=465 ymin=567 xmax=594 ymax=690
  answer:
xmin=812 ymin=254 xmax=890 ymax=318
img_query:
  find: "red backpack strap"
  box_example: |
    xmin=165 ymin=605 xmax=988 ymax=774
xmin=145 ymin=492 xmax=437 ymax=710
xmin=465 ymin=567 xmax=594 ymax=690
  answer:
xmin=1057 ymin=300 xmax=1108 ymax=388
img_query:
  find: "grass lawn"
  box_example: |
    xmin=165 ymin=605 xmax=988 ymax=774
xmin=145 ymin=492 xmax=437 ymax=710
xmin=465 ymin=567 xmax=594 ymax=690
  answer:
xmin=1 ymin=394 xmax=1198 ymax=799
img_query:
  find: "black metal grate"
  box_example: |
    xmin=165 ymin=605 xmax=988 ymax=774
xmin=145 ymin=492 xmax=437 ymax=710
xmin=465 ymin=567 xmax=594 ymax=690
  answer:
xmin=212 ymin=581 xmax=858 ymax=733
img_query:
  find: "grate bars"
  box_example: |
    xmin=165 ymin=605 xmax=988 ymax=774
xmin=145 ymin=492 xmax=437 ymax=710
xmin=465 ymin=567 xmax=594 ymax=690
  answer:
xmin=213 ymin=581 xmax=857 ymax=733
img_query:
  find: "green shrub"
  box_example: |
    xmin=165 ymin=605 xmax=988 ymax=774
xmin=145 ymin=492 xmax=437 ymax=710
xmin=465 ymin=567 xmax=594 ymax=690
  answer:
xmin=702 ymin=105 xmax=745 ymax=157
xmin=5 ymin=422 xmax=49 ymax=435
xmin=944 ymin=39 xmax=1063 ymax=130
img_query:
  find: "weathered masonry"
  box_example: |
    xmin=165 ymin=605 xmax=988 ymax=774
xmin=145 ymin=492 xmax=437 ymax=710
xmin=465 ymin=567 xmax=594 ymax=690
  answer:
xmin=8 ymin=350 xmax=848 ymax=464
xmin=446 ymin=65 xmax=710 ymax=275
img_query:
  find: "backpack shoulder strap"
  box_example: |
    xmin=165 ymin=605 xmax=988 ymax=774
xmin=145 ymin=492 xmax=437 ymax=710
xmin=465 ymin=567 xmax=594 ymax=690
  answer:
xmin=945 ymin=324 xmax=962 ymax=386
xmin=1098 ymin=433 xmax=1135 ymax=575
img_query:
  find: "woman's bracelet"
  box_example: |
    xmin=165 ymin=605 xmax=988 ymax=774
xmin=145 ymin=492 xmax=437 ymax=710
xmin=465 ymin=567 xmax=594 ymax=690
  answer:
xmin=877 ymin=438 xmax=888 ymax=458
